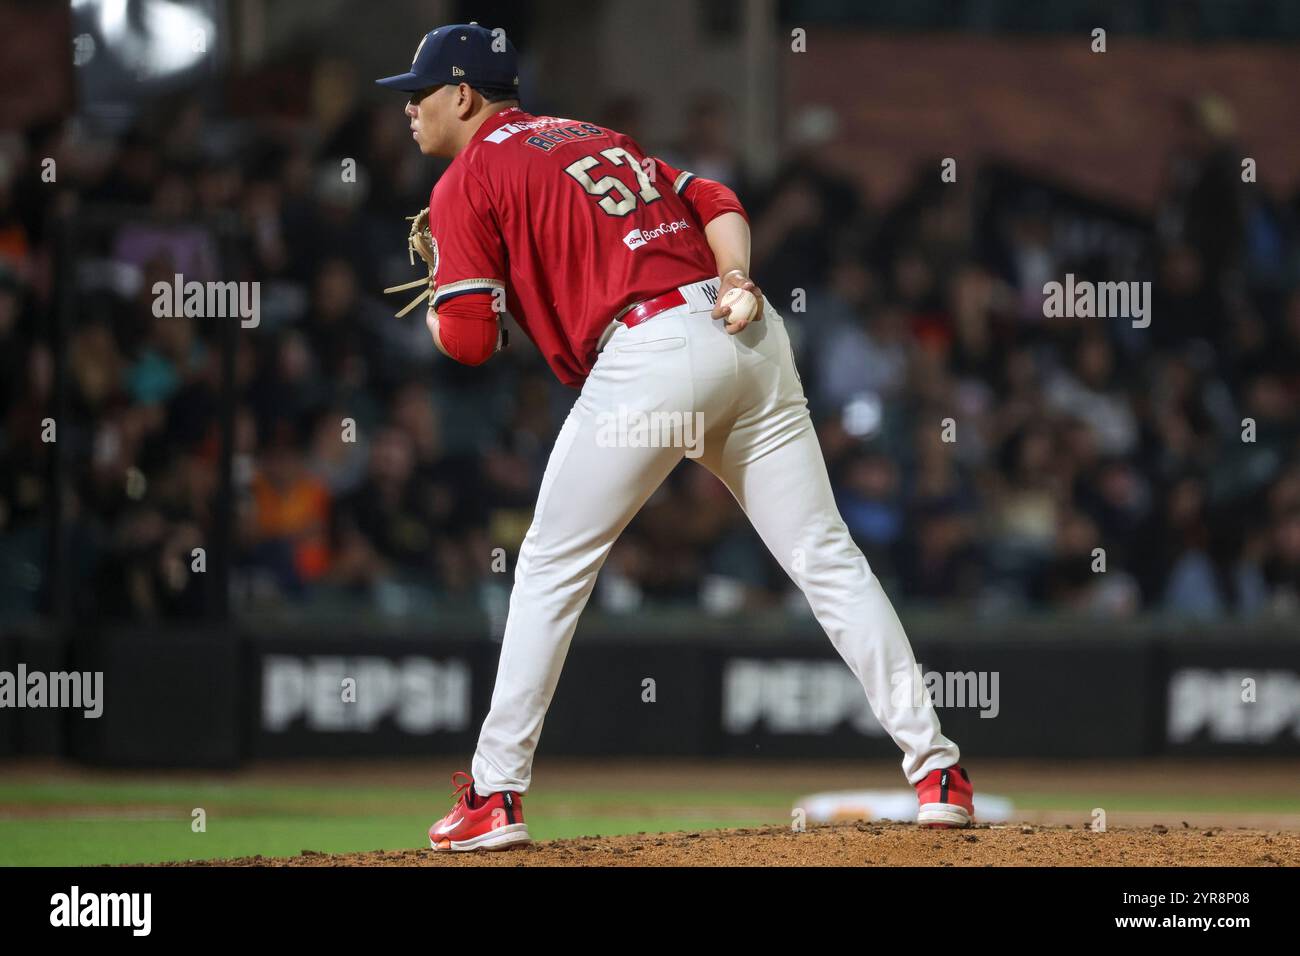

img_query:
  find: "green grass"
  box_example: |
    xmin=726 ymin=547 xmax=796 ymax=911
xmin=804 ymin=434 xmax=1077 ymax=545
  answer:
xmin=0 ymin=779 xmax=786 ymax=865
xmin=3 ymin=777 xmax=1296 ymax=866
xmin=0 ymin=815 xmax=776 ymax=866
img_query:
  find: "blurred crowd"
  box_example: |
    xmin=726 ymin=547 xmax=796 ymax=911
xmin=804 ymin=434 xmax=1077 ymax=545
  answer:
xmin=1 ymin=82 xmax=1298 ymax=626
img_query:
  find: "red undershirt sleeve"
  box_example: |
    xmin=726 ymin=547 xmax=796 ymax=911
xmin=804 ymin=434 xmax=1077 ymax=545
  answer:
xmin=676 ymin=175 xmax=748 ymax=227
xmin=434 ymin=292 xmax=499 ymax=366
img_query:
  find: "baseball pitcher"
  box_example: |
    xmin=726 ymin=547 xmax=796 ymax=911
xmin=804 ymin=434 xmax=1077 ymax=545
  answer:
xmin=376 ymin=23 xmax=974 ymax=851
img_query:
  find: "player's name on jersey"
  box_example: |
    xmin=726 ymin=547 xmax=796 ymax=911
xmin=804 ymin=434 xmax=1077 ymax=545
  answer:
xmin=511 ymin=120 xmax=605 ymax=152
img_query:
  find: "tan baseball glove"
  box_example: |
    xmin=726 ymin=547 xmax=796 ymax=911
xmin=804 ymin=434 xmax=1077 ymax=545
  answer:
xmin=383 ymin=207 xmax=438 ymax=318
xmin=384 ymin=207 xmax=509 ymax=353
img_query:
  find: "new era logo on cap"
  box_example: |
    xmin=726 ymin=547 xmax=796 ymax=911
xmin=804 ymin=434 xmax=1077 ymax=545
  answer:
xmin=452 ymin=66 xmax=465 ymax=77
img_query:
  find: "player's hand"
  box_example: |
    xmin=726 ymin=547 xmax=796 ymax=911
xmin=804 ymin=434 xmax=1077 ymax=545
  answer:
xmin=712 ymin=269 xmax=764 ymax=335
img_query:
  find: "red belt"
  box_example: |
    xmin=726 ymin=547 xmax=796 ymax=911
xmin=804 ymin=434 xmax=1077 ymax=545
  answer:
xmin=619 ymin=289 xmax=686 ymax=329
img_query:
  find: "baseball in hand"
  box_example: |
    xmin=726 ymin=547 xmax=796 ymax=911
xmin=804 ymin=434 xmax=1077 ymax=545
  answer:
xmin=719 ymin=287 xmax=758 ymax=325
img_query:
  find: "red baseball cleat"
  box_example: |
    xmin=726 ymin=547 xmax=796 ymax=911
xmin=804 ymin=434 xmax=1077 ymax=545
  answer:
xmin=428 ymin=771 xmax=531 ymax=851
xmin=915 ymin=764 xmax=974 ymax=828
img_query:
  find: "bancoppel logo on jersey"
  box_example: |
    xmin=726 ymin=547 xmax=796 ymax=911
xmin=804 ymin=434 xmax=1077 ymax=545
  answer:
xmin=622 ymin=219 xmax=690 ymax=251
xmin=50 ymin=886 xmax=151 ymax=936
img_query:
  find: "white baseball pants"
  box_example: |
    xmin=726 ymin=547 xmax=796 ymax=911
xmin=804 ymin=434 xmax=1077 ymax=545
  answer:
xmin=472 ymin=279 xmax=960 ymax=794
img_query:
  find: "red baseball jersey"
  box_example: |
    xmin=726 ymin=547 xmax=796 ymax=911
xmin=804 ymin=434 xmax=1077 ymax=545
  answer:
xmin=426 ymin=106 xmax=745 ymax=386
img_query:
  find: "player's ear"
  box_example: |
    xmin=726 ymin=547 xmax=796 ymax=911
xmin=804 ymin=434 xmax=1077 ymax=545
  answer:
xmin=456 ymin=83 xmax=476 ymax=119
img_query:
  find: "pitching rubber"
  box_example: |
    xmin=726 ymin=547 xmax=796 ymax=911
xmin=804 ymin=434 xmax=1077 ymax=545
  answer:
xmin=430 ymin=823 xmax=532 ymax=852
xmin=917 ymin=803 xmax=973 ymax=828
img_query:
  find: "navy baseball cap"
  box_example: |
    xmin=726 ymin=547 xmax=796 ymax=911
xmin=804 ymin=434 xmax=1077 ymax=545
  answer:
xmin=376 ymin=22 xmax=519 ymax=93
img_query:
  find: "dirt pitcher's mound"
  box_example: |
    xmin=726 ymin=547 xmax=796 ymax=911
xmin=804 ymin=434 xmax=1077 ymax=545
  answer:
xmin=183 ymin=822 xmax=1300 ymax=867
